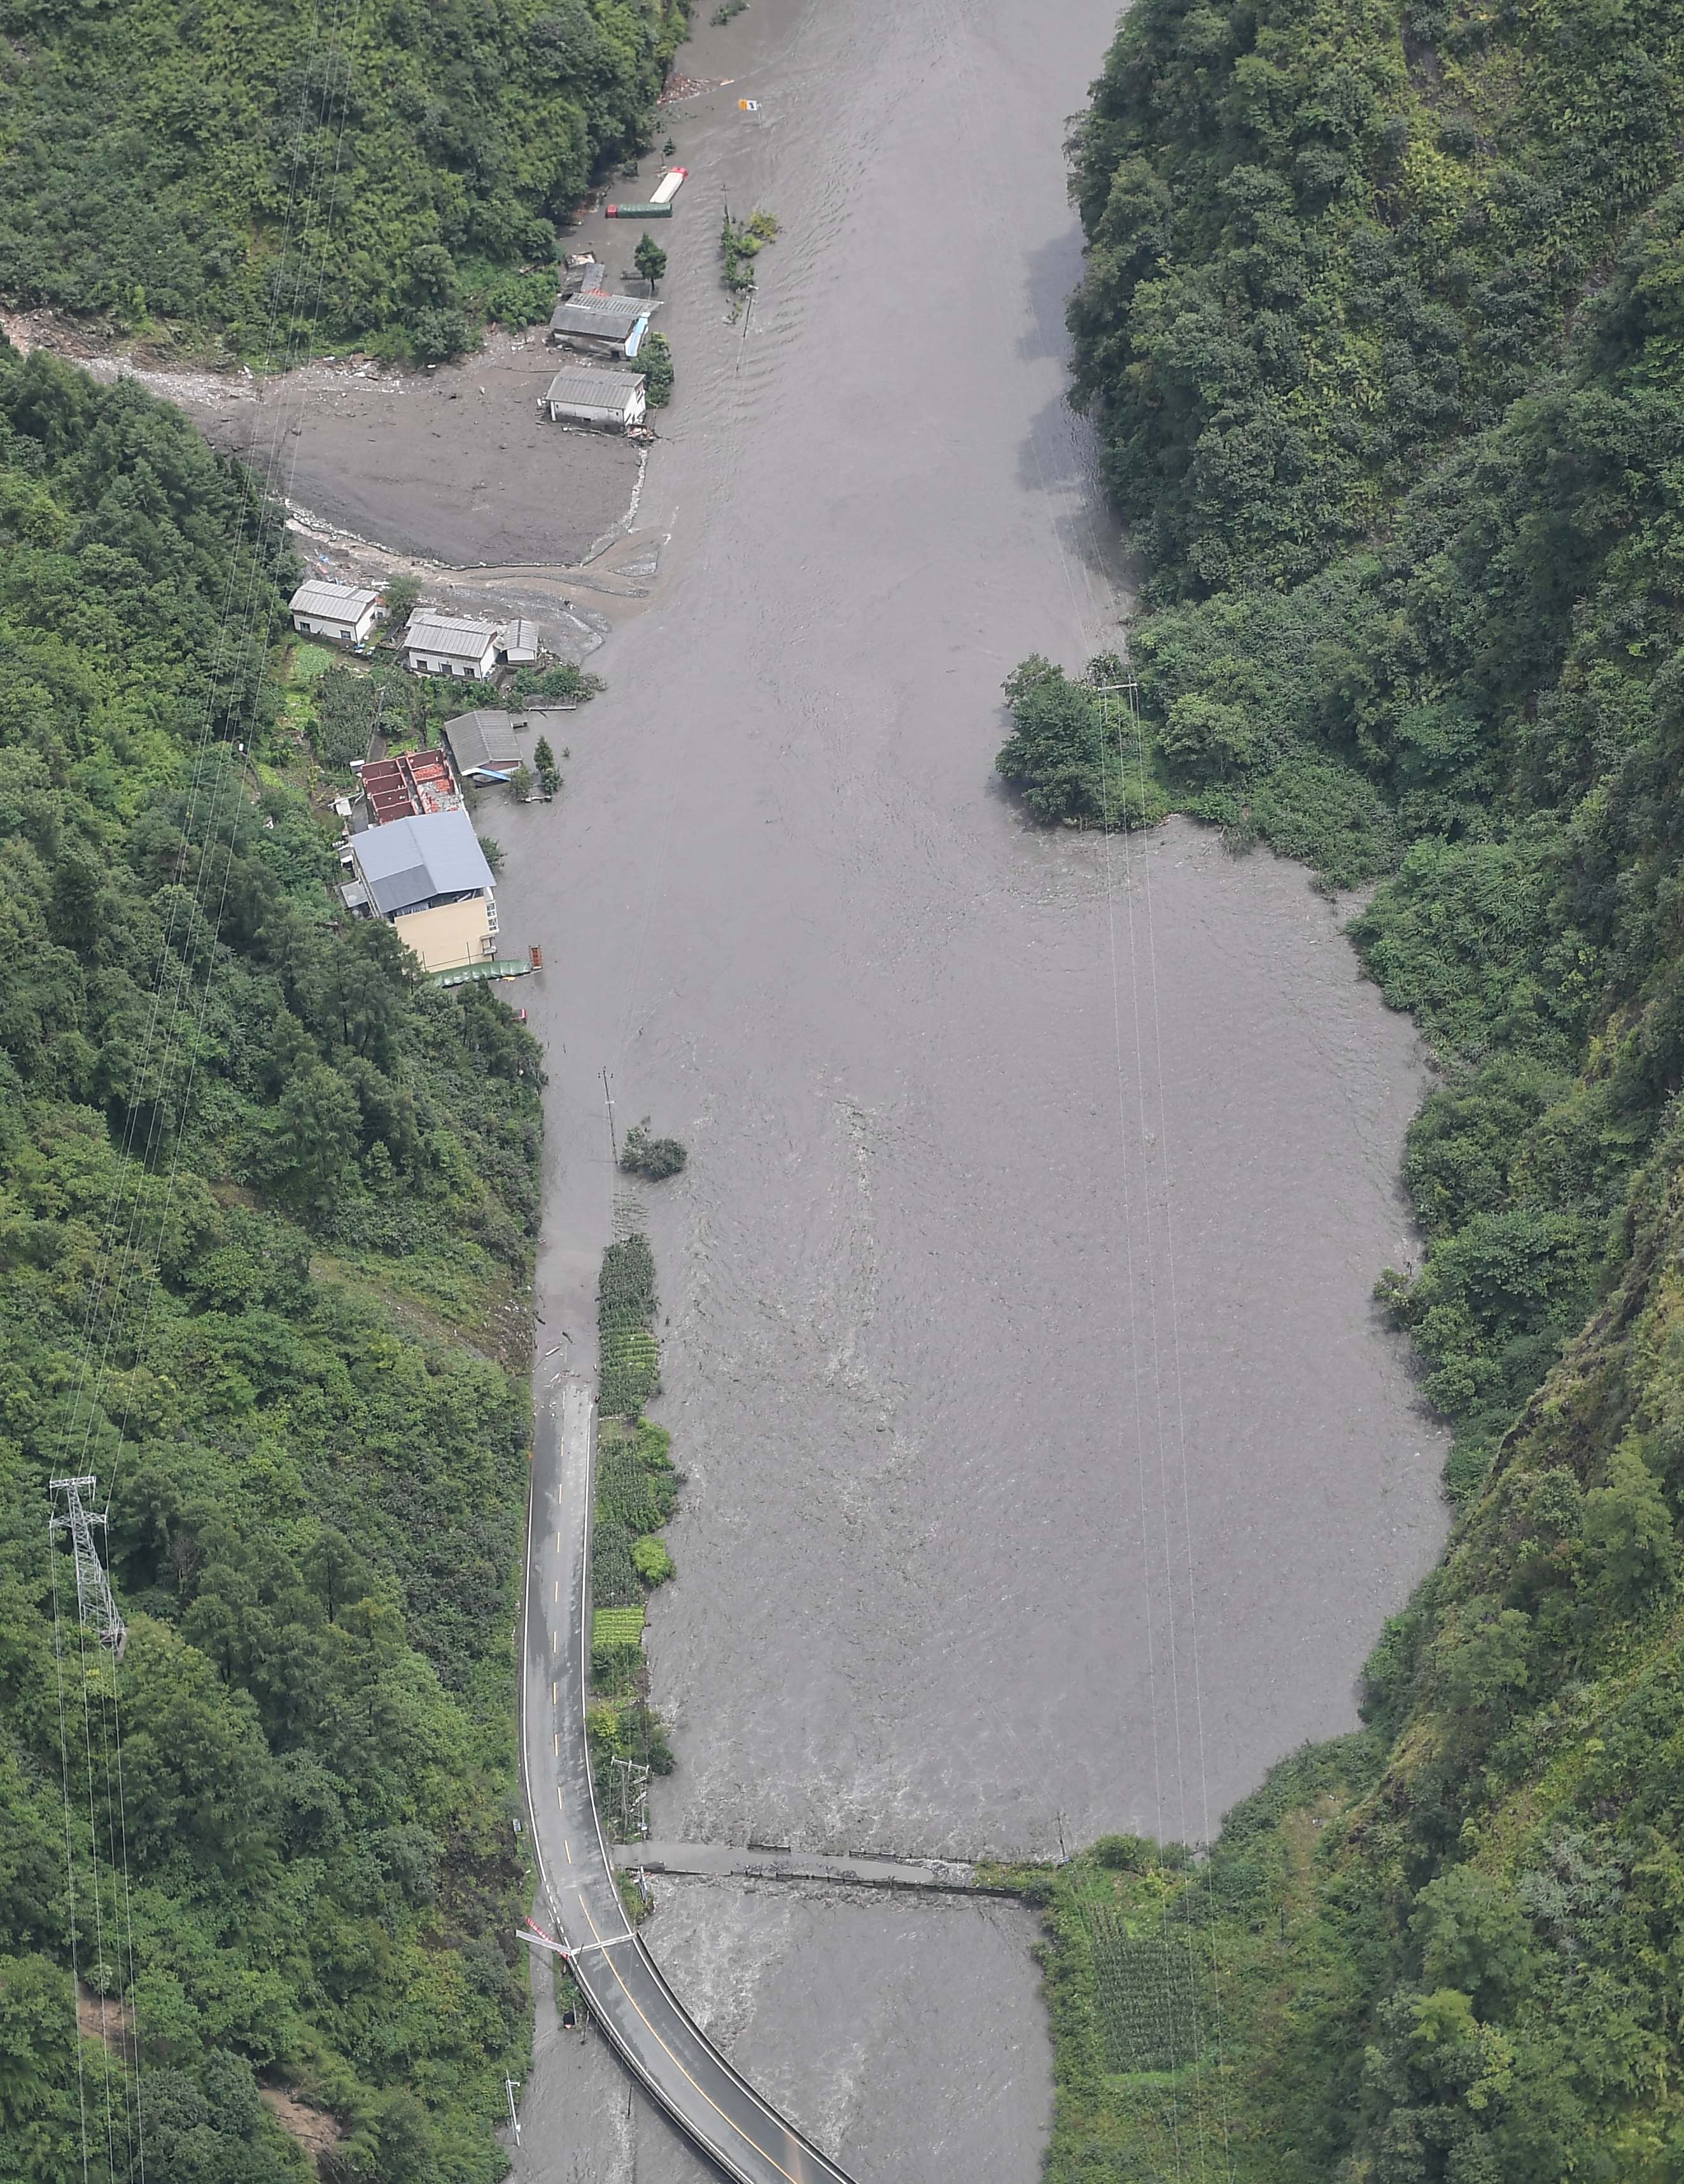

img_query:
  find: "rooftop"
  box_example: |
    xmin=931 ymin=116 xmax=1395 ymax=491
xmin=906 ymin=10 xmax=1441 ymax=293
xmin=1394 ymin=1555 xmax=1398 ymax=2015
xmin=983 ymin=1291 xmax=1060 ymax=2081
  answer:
xmin=353 ymin=807 xmax=493 ymax=918
xmin=549 ymin=293 xmax=656 ymax=340
xmin=405 ymin=610 xmax=503 ymax=659
xmin=442 ymin=709 xmax=524 ymax=775
xmin=360 ymin=746 xmax=460 ymax=824
xmin=546 ymin=367 xmax=646 ymax=410
xmin=290 ymin=577 xmax=379 ymax=619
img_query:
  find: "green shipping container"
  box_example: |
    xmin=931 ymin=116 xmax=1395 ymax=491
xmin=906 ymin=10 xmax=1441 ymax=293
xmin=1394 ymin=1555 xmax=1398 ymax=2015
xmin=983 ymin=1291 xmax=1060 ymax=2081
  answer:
xmin=605 ymin=202 xmax=673 ymax=218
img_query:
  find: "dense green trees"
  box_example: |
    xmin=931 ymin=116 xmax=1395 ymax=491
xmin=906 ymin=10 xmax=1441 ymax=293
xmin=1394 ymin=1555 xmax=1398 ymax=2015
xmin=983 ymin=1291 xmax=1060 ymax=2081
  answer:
xmin=0 ymin=0 xmax=691 ymax=358
xmin=1035 ymin=4 xmax=1684 ymax=2178
xmin=0 ymin=339 xmax=544 ymax=2176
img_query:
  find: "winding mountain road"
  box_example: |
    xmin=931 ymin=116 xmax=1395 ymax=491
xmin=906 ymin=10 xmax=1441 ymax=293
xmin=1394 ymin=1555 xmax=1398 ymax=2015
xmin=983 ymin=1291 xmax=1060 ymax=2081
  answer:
xmin=519 ymin=1377 xmax=859 ymax=2184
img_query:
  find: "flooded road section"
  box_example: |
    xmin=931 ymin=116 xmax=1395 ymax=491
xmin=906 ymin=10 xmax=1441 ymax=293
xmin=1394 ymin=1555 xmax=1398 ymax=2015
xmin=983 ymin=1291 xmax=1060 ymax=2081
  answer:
xmin=500 ymin=0 xmax=1448 ymax=2174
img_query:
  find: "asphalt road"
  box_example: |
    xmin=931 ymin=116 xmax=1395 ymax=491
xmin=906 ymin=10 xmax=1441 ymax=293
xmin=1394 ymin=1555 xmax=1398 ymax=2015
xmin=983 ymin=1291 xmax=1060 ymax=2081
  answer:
xmin=521 ymin=1377 xmax=860 ymax=2184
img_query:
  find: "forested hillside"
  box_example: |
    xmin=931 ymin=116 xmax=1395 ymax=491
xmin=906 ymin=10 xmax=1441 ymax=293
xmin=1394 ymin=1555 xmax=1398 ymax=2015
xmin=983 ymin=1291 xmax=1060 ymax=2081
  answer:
xmin=1021 ymin=3 xmax=1684 ymax=2178
xmin=0 ymin=339 xmax=544 ymax=2181
xmin=0 ymin=0 xmax=689 ymax=359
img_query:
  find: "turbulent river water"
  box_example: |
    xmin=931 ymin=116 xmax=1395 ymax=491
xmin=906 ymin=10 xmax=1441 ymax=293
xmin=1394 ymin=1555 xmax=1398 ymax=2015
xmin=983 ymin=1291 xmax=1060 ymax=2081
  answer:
xmin=499 ymin=0 xmax=1449 ymax=2174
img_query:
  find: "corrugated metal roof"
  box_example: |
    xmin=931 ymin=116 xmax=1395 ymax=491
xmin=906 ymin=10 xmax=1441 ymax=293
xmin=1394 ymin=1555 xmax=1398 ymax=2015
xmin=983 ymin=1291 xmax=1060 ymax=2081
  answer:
xmin=503 ymin=619 xmax=541 ymax=657
xmin=405 ymin=611 xmax=502 ymax=659
xmin=442 ymin=709 xmax=523 ymax=771
xmin=291 ymin=577 xmax=379 ymax=619
xmin=353 ymin=807 xmax=493 ymax=917
xmin=549 ymin=293 xmax=655 ymax=339
xmin=546 ymin=367 xmax=645 ymax=410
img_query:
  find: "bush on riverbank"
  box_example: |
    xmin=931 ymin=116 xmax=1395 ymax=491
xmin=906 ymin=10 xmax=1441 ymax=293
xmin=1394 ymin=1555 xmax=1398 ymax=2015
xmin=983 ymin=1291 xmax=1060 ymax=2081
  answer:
xmin=995 ymin=654 xmax=1168 ymax=829
xmin=1041 ymin=1 xmax=1684 ymax=2174
xmin=642 ymin=332 xmax=675 ymax=409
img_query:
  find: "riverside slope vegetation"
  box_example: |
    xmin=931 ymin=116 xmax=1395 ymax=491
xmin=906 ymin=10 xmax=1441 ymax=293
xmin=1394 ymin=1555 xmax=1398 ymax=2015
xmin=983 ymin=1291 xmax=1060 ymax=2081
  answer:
xmin=0 ymin=0 xmax=690 ymax=359
xmin=0 ymin=341 xmax=545 ymax=2182
xmin=1009 ymin=3 xmax=1684 ymax=2180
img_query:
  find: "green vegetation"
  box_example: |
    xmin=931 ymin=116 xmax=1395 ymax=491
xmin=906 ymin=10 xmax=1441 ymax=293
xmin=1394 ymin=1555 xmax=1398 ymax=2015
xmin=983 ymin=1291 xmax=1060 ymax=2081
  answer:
xmin=0 ymin=337 xmax=544 ymax=2180
xmin=619 ymin=1118 xmax=687 ymax=1180
xmin=587 ymin=1248 xmax=679 ymax=1828
xmin=710 ymin=0 xmax=746 ymax=24
xmin=633 ymin=232 xmax=668 ymax=294
xmin=0 ymin=0 xmax=692 ymax=362
xmin=597 ymin=1232 xmax=659 ymax=1418
xmin=719 ymin=208 xmax=778 ymax=297
xmin=1029 ymin=4 xmax=1684 ymax=2178
xmin=642 ymin=329 xmax=675 ymax=409
xmin=533 ymin=736 xmax=561 ymax=800
xmin=510 ymin=661 xmax=604 ymax=706
xmin=994 ymin=654 xmax=1167 ymax=831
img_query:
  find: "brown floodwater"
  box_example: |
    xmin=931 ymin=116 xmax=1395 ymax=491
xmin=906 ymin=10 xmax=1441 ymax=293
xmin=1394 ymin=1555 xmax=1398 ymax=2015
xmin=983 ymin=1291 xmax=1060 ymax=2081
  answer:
xmin=502 ymin=0 xmax=1449 ymax=2173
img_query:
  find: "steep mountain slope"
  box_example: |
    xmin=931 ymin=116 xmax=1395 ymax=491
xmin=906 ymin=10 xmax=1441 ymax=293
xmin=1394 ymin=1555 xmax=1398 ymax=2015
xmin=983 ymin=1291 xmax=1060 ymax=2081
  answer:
xmin=0 ymin=340 xmax=544 ymax=2183
xmin=1028 ymin=6 xmax=1684 ymax=2179
xmin=0 ymin=0 xmax=689 ymax=358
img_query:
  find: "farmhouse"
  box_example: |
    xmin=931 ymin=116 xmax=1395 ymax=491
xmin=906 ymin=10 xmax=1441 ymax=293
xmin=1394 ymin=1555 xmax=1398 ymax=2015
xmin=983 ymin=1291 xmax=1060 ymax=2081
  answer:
xmin=289 ymin=578 xmax=382 ymax=645
xmin=404 ymin=611 xmax=502 ymax=679
xmin=545 ymin=367 xmax=647 ymax=433
xmin=347 ymin=807 xmax=498 ymax=974
xmin=547 ymin=291 xmax=658 ymax=360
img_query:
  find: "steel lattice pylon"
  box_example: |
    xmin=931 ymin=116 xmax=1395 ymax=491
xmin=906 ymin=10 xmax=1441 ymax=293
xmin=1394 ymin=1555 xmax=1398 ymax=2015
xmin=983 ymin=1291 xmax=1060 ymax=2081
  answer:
xmin=48 ymin=1476 xmax=127 ymax=1660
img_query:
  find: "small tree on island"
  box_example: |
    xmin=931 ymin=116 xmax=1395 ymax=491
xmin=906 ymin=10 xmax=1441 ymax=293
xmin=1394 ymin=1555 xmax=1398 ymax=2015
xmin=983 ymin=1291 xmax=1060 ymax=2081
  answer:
xmin=620 ymin=1119 xmax=687 ymax=1180
xmin=634 ymin=232 xmax=668 ymax=295
xmin=534 ymin=736 xmax=561 ymax=798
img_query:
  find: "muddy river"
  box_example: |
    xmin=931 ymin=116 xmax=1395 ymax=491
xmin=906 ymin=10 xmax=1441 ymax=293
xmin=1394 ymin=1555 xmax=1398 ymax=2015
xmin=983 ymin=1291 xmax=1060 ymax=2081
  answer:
xmin=479 ymin=0 xmax=1450 ymax=2174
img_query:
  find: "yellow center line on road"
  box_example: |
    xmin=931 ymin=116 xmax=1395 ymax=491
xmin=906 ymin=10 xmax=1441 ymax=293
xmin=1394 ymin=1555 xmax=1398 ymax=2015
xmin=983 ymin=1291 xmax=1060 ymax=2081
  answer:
xmin=554 ymin=1579 xmax=559 ymax=1602
xmin=552 ymin=1682 xmax=558 ymax=1705
xmin=575 ymin=1898 xmax=817 ymax=2184
xmin=556 ymin=1786 xmax=564 ymax=1810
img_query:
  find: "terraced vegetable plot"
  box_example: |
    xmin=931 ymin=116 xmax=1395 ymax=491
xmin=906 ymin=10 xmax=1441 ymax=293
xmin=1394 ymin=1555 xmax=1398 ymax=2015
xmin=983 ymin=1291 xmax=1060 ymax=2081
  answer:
xmin=1085 ymin=1907 xmax=1200 ymax=2074
xmin=593 ymin=1605 xmax=647 ymax=1648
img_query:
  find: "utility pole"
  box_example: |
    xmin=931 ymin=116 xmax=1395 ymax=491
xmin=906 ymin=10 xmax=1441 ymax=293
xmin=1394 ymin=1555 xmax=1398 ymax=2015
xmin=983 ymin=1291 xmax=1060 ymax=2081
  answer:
xmin=48 ymin=1477 xmax=126 ymax=1659
xmin=504 ymin=2076 xmax=521 ymax=2148
xmin=601 ymin=1066 xmax=619 ymax=1167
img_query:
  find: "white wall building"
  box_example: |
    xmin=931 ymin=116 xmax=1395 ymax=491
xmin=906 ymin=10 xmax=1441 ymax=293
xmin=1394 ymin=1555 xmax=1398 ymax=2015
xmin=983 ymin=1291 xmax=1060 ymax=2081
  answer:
xmin=290 ymin=578 xmax=382 ymax=644
xmin=404 ymin=611 xmax=503 ymax=679
xmin=544 ymin=367 xmax=647 ymax=432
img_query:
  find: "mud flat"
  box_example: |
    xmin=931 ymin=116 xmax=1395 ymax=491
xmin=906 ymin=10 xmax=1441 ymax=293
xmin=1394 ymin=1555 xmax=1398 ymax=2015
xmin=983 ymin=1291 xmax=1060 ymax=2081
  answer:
xmin=0 ymin=313 xmax=639 ymax=573
xmin=495 ymin=0 xmax=1449 ymax=2177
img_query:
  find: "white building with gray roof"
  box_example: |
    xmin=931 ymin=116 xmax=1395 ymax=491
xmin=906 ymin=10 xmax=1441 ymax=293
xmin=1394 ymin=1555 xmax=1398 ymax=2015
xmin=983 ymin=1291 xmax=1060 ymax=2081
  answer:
xmin=290 ymin=577 xmax=382 ymax=644
xmin=545 ymin=367 xmax=647 ymax=432
xmin=404 ymin=610 xmax=503 ymax=679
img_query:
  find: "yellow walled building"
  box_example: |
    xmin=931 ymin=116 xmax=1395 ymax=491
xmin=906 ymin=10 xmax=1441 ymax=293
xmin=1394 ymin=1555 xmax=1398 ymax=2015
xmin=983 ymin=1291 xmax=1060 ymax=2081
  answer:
xmin=347 ymin=808 xmax=500 ymax=975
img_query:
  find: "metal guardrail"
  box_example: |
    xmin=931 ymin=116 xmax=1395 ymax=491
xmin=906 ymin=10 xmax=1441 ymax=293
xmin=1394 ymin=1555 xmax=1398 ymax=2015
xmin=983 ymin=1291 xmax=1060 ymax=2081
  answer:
xmin=428 ymin=957 xmax=531 ymax=987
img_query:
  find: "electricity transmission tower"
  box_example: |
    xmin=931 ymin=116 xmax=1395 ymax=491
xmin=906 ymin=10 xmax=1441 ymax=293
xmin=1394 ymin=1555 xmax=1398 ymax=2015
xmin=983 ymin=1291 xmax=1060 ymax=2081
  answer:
xmin=49 ymin=1477 xmax=127 ymax=1659
xmin=609 ymin=1757 xmax=650 ymax=1840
